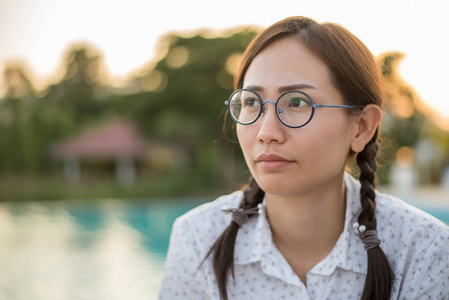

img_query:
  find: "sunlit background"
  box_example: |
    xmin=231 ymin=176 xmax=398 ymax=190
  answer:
xmin=2 ymin=0 xmax=449 ymax=124
xmin=1 ymin=0 xmax=449 ymax=299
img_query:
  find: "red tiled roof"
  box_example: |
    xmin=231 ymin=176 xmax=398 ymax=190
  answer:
xmin=52 ymin=120 xmax=150 ymax=160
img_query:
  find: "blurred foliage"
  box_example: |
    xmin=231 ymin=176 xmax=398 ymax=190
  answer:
xmin=0 ymin=28 xmax=448 ymax=200
xmin=377 ymin=52 xmax=449 ymax=184
xmin=0 ymin=30 xmax=257 ymax=200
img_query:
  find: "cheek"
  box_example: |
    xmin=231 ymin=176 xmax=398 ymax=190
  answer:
xmin=237 ymin=125 xmax=258 ymax=167
xmin=236 ymin=125 xmax=244 ymax=147
xmin=236 ymin=125 xmax=250 ymax=156
xmin=237 ymin=125 xmax=255 ymax=148
xmin=304 ymin=116 xmax=353 ymax=164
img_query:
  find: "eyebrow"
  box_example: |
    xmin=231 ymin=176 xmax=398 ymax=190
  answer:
xmin=243 ymin=84 xmax=316 ymax=93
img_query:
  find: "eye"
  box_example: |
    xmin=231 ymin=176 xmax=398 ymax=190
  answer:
xmin=288 ymin=96 xmax=309 ymax=107
xmin=243 ymin=97 xmax=260 ymax=108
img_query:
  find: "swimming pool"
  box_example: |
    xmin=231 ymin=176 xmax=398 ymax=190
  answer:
xmin=0 ymin=196 xmax=447 ymax=300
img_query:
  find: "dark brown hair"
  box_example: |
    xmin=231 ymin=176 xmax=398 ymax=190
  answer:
xmin=206 ymin=16 xmax=394 ymax=300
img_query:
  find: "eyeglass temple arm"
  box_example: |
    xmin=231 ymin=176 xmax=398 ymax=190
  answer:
xmin=313 ymin=104 xmax=364 ymax=109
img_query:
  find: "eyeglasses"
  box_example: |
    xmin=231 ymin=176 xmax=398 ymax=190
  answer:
xmin=225 ymin=89 xmax=364 ymax=128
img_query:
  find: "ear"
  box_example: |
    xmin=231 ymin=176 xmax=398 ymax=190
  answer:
xmin=350 ymin=104 xmax=382 ymax=153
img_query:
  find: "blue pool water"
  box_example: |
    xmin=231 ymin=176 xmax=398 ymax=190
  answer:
xmin=0 ymin=196 xmax=447 ymax=300
xmin=0 ymin=198 xmax=207 ymax=300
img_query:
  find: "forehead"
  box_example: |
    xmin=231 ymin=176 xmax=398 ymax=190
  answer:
xmin=243 ymin=37 xmax=332 ymax=91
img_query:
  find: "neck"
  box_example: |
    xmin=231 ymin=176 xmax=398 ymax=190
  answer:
xmin=266 ymin=173 xmax=347 ymax=258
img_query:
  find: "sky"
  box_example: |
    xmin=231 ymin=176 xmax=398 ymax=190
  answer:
xmin=0 ymin=0 xmax=448 ymax=125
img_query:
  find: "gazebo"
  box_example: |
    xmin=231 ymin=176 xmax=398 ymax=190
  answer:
xmin=52 ymin=119 xmax=150 ymax=186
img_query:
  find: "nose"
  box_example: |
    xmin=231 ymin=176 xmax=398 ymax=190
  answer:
xmin=257 ymin=101 xmax=286 ymax=144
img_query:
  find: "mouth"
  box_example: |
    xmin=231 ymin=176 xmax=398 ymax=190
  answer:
xmin=255 ymin=153 xmax=294 ymax=171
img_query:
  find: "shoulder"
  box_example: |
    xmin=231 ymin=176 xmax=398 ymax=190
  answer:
xmin=161 ymin=193 xmax=243 ymax=299
xmin=346 ymin=173 xmax=448 ymax=237
xmin=171 ymin=191 xmax=243 ymax=254
xmin=175 ymin=190 xmax=243 ymax=229
xmin=178 ymin=190 xmax=243 ymax=220
xmin=374 ymin=192 xmax=449 ymax=297
xmin=375 ymin=191 xmax=449 ymax=243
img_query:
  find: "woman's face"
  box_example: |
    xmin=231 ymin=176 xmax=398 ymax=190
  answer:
xmin=237 ymin=37 xmax=357 ymax=197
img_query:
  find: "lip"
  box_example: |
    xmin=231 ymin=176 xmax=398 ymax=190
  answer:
xmin=255 ymin=153 xmax=294 ymax=171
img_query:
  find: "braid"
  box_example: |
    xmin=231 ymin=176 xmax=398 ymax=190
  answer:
xmin=203 ymin=176 xmax=264 ymax=300
xmin=356 ymin=129 xmax=394 ymax=300
xmin=357 ymin=134 xmax=378 ymax=231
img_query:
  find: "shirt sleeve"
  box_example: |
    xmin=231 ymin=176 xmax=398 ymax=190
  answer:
xmin=158 ymin=217 xmax=211 ymax=300
xmin=397 ymin=228 xmax=449 ymax=300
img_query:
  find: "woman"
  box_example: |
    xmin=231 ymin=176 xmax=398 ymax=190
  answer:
xmin=159 ymin=16 xmax=449 ymax=300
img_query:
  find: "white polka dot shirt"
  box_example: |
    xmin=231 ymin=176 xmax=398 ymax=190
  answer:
xmin=159 ymin=174 xmax=449 ymax=299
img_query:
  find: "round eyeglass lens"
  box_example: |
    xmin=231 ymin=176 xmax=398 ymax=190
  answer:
xmin=228 ymin=90 xmax=261 ymax=124
xmin=277 ymin=91 xmax=313 ymax=127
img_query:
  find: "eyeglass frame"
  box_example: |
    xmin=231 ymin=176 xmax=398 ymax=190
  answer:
xmin=225 ymin=89 xmax=365 ymax=128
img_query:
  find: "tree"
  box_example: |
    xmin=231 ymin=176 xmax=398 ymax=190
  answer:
xmin=378 ymin=52 xmax=448 ymax=184
xmin=121 ymin=29 xmax=259 ymax=187
xmin=44 ymin=44 xmax=107 ymax=123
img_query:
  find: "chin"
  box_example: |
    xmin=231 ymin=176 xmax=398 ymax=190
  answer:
xmin=256 ymin=178 xmax=301 ymax=196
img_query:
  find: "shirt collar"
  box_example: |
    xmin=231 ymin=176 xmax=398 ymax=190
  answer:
xmin=234 ymin=173 xmax=367 ymax=282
